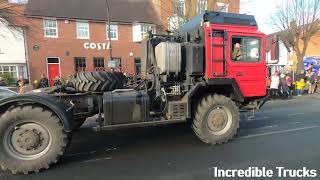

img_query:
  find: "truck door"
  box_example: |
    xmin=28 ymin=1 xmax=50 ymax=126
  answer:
xmin=206 ymin=29 xmax=227 ymax=77
xmin=228 ymin=35 xmax=266 ymax=97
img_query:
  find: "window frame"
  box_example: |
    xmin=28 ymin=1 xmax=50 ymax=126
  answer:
xmin=93 ymin=57 xmax=105 ymax=68
xmin=173 ymin=0 xmax=185 ymax=16
xmin=74 ymin=57 xmax=87 ymax=72
xmin=106 ymin=24 xmax=118 ymax=41
xmin=141 ymin=24 xmax=156 ymax=38
xmin=43 ymin=18 xmax=58 ymax=38
xmin=76 ymin=21 xmax=90 ymax=39
xmin=230 ymin=36 xmax=262 ymax=63
xmin=216 ymin=2 xmax=229 ymax=12
xmin=197 ymin=0 xmax=208 ymax=13
xmin=0 ymin=65 xmax=18 ymax=80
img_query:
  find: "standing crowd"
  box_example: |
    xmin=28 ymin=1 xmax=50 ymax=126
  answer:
xmin=269 ymin=64 xmax=320 ymax=98
xmin=0 ymin=74 xmax=63 ymax=94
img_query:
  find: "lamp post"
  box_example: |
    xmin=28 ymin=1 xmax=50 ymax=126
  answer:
xmin=105 ymin=0 xmax=113 ymax=62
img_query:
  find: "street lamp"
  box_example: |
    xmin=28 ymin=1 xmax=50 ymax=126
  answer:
xmin=105 ymin=0 xmax=113 ymax=62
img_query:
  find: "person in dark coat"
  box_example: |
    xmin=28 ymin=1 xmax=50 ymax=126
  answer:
xmin=280 ymin=73 xmax=290 ymax=98
xmin=39 ymin=74 xmax=49 ymax=88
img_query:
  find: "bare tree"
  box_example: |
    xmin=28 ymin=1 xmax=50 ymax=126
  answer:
xmin=0 ymin=0 xmax=18 ymax=25
xmin=272 ymin=0 xmax=320 ymax=72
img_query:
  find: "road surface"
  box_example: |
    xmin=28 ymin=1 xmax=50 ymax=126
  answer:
xmin=1 ymin=95 xmax=320 ymax=180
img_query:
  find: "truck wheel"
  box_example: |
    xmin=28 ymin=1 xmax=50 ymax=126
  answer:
xmin=73 ymin=72 xmax=125 ymax=92
xmin=0 ymin=106 xmax=69 ymax=174
xmin=192 ymin=95 xmax=239 ymax=145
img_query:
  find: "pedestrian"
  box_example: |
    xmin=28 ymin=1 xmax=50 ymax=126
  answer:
xmin=309 ymin=72 xmax=316 ymax=94
xmin=280 ymin=73 xmax=290 ymax=98
xmin=19 ymin=79 xmax=33 ymax=94
xmin=16 ymin=75 xmax=24 ymax=87
xmin=285 ymin=73 xmax=293 ymax=97
xmin=296 ymin=79 xmax=305 ymax=96
xmin=53 ymin=76 xmax=62 ymax=86
xmin=270 ymin=71 xmax=280 ymax=98
xmin=39 ymin=74 xmax=49 ymax=88
xmin=0 ymin=77 xmax=6 ymax=86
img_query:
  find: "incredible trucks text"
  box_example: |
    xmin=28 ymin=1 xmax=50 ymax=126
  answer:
xmin=0 ymin=12 xmax=278 ymax=174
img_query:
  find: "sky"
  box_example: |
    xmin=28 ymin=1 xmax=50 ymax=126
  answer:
xmin=240 ymin=0 xmax=282 ymax=34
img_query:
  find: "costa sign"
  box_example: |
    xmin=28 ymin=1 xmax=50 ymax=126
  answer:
xmin=84 ymin=42 xmax=110 ymax=50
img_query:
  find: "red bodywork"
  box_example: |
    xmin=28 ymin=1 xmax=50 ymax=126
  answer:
xmin=204 ymin=24 xmax=267 ymax=98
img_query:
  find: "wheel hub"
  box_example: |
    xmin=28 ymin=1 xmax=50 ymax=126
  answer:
xmin=5 ymin=122 xmax=51 ymax=160
xmin=16 ymin=129 xmax=43 ymax=151
xmin=207 ymin=107 xmax=232 ymax=135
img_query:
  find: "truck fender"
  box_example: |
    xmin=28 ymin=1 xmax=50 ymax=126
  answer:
xmin=0 ymin=93 xmax=74 ymax=132
xmin=206 ymin=78 xmax=244 ymax=102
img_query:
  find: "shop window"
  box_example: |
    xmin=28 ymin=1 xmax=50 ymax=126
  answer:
xmin=0 ymin=65 xmax=18 ymax=82
xmin=107 ymin=58 xmax=122 ymax=68
xmin=93 ymin=57 xmax=105 ymax=70
xmin=74 ymin=57 xmax=87 ymax=72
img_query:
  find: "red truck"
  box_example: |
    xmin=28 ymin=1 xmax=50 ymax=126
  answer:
xmin=0 ymin=11 xmax=277 ymax=174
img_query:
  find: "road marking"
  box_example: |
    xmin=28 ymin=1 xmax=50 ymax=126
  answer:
xmin=81 ymin=157 xmax=112 ymax=163
xmin=259 ymin=125 xmax=278 ymax=129
xmin=290 ymin=122 xmax=301 ymax=125
xmin=288 ymin=113 xmax=305 ymax=116
xmin=238 ymin=125 xmax=320 ymax=140
xmin=246 ymin=116 xmax=271 ymax=121
xmin=66 ymin=151 xmax=97 ymax=157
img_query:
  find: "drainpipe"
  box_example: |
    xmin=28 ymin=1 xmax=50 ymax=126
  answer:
xmin=106 ymin=0 xmax=113 ymax=61
xmin=22 ymin=27 xmax=31 ymax=83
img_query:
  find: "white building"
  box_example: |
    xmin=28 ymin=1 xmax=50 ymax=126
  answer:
xmin=267 ymin=41 xmax=289 ymax=74
xmin=0 ymin=21 xmax=28 ymax=82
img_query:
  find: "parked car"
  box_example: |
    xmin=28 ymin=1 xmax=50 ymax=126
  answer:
xmin=0 ymin=87 xmax=18 ymax=100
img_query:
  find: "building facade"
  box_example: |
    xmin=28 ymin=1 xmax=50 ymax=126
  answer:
xmin=0 ymin=1 xmax=28 ymax=84
xmin=154 ymin=0 xmax=240 ymax=30
xmin=24 ymin=0 xmax=240 ymax=85
xmin=25 ymin=0 xmax=161 ymax=85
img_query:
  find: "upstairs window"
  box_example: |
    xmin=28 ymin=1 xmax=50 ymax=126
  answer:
xmin=106 ymin=24 xmax=118 ymax=40
xmin=217 ymin=2 xmax=229 ymax=12
xmin=43 ymin=19 xmax=58 ymax=38
xmin=197 ymin=0 xmax=207 ymax=13
xmin=173 ymin=0 xmax=185 ymax=16
xmin=76 ymin=21 xmax=90 ymax=39
xmin=133 ymin=24 xmax=156 ymax=42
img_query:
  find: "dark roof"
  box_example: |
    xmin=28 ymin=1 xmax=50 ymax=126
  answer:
xmin=25 ymin=0 xmax=161 ymax=25
xmin=178 ymin=11 xmax=257 ymax=34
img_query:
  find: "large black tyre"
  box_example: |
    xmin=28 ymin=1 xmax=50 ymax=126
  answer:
xmin=192 ymin=95 xmax=240 ymax=145
xmin=72 ymin=72 xmax=125 ymax=92
xmin=0 ymin=106 xmax=69 ymax=174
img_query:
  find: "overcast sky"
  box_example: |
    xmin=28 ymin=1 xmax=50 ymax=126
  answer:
xmin=240 ymin=0 xmax=282 ymax=34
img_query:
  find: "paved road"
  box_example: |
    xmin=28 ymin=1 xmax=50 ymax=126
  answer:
xmin=2 ymin=95 xmax=320 ymax=180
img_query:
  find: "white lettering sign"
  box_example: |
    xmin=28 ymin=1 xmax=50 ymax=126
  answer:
xmin=83 ymin=42 xmax=110 ymax=51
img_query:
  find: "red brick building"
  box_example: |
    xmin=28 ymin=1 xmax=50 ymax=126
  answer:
xmin=24 ymin=0 xmax=240 ymax=85
xmin=25 ymin=0 xmax=161 ymax=85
